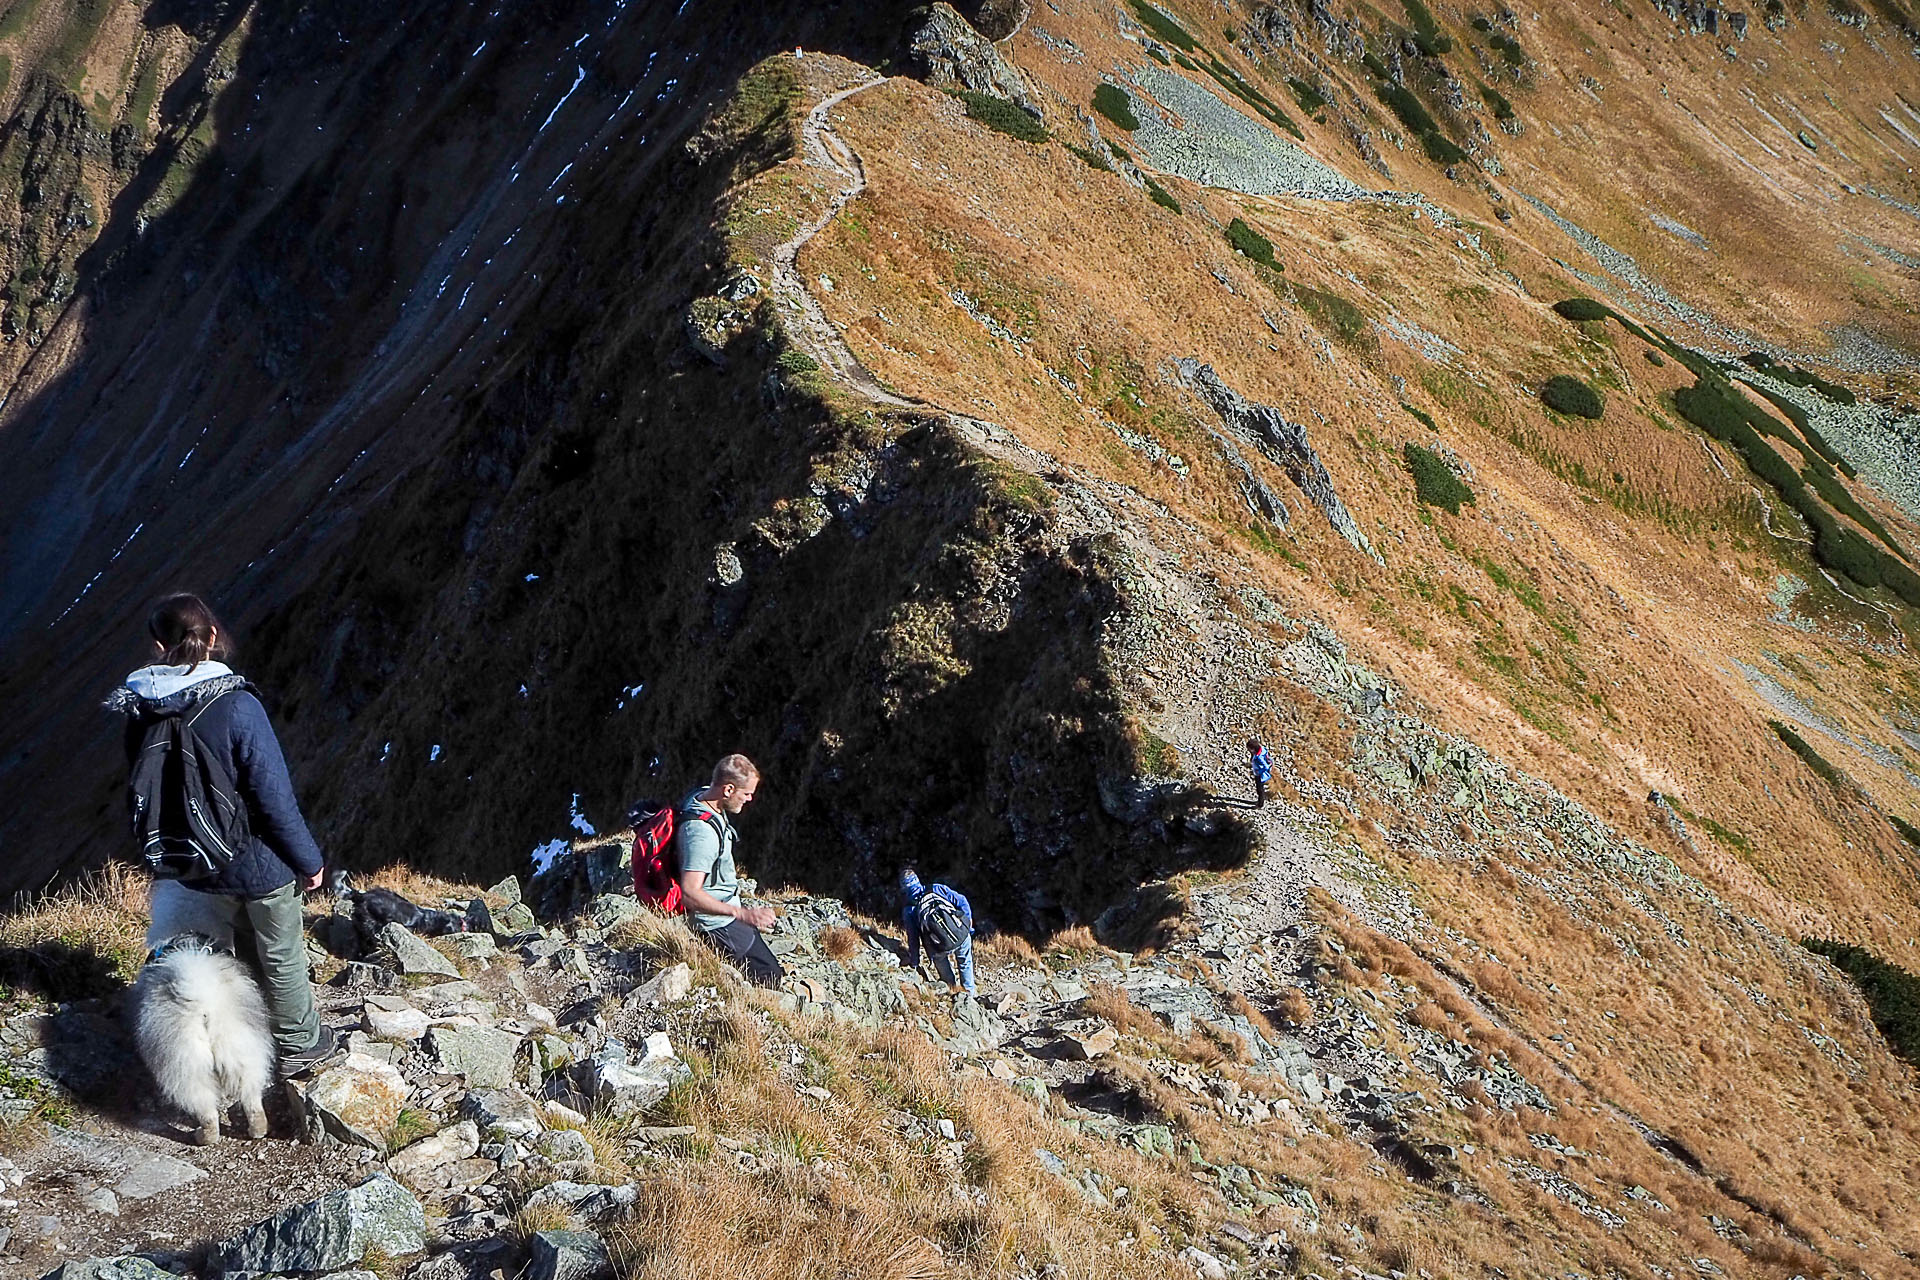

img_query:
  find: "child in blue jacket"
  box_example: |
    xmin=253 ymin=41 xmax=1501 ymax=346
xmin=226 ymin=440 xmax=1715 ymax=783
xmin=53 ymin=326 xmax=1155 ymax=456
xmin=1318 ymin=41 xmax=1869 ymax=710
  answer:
xmin=900 ymin=868 xmax=975 ymax=996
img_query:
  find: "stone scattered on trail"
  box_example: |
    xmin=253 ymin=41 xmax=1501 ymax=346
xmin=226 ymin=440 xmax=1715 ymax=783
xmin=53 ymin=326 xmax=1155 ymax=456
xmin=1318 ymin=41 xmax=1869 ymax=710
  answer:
xmin=1061 ymin=1023 xmax=1120 ymax=1060
xmin=464 ymin=1086 xmax=544 ymax=1139
xmin=583 ymin=1035 xmax=689 ymax=1116
xmin=363 ymin=994 xmax=430 ymax=1042
xmin=380 ymin=922 xmax=461 ymax=977
xmin=45 ymin=1125 xmax=205 ymax=1201
xmin=537 ymin=1129 xmax=595 ymax=1163
xmin=388 ymin=1120 xmax=481 ymax=1190
xmin=37 ymin=1258 xmax=174 ymax=1280
xmin=426 ymin=1025 xmax=521 ymax=1089
xmin=205 ymin=1173 xmax=426 ymax=1278
xmin=628 ymin=961 xmax=692 ymax=1006
xmin=909 ymin=3 xmax=1038 ymax=115
xmin=302 ymin=1052 xmax=410 ymax=1149
xmin=527 ymin=1229 xmax=614 ymax=1280
xmin=522 ymin=1181 xmax=640 ymax=1223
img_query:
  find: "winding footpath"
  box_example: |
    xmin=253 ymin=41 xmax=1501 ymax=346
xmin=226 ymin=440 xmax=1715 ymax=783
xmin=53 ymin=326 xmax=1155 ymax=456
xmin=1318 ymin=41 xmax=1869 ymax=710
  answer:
xmin=769 ymin=76 xmax=925 ymax=411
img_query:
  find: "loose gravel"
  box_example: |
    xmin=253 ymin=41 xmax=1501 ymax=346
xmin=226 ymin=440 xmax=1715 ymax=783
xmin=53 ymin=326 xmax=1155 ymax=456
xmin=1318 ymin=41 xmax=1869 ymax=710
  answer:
xmin=1125 ymin=64 xmax=1369 ymax=200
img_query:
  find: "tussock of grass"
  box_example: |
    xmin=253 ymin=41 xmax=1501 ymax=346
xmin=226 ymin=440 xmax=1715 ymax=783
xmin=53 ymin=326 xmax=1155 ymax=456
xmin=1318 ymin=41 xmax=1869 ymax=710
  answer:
xmin=1540 ymin=374 xmax=1604 ymax=419
xmin=1769 ymin=720 xmax=1842 ymax=786
xmin=953 ymin=91 xmax=1048 ymax=144
xmin=0 ymin=862 xmax=148 ymax=1001
xmin=1405 ymin=442 xmax=1476 ymax=514
xmin=1293 ymin=284 xmax=1369 ymax=346
xmin=1092 ymin=83 xmax=1138 ymax=131
xmin=1802 ymin=940 xmax=1920 ymax=1065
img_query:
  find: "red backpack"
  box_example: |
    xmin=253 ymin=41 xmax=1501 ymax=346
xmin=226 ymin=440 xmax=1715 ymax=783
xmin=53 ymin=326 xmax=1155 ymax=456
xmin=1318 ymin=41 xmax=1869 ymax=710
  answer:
xmin=628 ymin=800 xmax=721 ymax=912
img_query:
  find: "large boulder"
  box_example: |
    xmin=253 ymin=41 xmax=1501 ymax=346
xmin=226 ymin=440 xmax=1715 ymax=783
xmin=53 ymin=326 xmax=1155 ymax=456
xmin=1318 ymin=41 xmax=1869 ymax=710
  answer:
xmin=425 ymin=1026 xmax=521 ymax=1089
xmin=204 ymin=1174 xmax=425 ymax=1277
xmin=908 ymin=3 xmax=1038 ymax=114
xmin=302 ymin=1053 xmax=410 ymax=1149
xmin=379 ymin=923 xmax=460 ymax=977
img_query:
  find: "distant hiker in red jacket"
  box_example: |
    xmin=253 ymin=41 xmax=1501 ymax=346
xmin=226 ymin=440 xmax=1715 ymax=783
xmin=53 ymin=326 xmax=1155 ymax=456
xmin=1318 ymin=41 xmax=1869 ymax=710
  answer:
xmin=1248 ymin=738 xmax=1272 ymax=807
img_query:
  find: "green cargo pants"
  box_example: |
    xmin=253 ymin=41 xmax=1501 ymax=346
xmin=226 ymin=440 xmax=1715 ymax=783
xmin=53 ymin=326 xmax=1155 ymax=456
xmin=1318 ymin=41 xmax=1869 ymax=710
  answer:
xmin=199 ymin=881 xmax=321 ymax=1057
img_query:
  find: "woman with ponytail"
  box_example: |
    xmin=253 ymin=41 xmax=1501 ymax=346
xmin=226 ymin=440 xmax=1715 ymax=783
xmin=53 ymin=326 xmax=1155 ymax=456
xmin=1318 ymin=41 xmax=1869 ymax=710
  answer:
xmin=106 ymin=593 xmax=340 ymax=1077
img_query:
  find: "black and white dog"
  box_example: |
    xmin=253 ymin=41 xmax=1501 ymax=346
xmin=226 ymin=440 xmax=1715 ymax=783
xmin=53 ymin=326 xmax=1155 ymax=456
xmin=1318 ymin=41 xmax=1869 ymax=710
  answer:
xmin=347 ymin=883 xmax=468 ymax=952
xmin=132 ymin=880 xmax=275 ymax=1145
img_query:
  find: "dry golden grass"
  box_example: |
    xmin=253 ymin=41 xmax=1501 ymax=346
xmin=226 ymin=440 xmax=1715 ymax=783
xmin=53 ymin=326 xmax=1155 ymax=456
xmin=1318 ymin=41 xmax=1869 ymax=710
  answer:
xmin=818 ymin=925 xmax=860 ymax=963
xmin=1043 ymin=925 xmax=1100 ymax=958
xmin=0 ymin=861 xmax=149 ymax=1000
xmin=977 ymin=932 xmax=1041 ymax=965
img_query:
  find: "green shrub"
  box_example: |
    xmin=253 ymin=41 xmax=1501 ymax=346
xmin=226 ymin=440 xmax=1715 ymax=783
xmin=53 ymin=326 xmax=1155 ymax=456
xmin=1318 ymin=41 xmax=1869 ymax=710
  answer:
xmin=1801 ymin=939 xmax=1920 ymax=1065
xmin=1876 ymin=550 xmax=1920 ymax=607
xmin=1771 ymin=364 xmax=1857 ymax=405
xmin=1143 ymin=175 xmax=1181 ymax=212
xmin=1377 ymin=82 xmax=1442 ymax=137
xmin=1471 ymin=14 xmax=1493 ymax=30
xmin=1375 ymin=83 xmax=1465 ymax=163
xmin=1225 ymin=217 xmax=1280 ymax=270
xmin=1288 ymin=77 xmax=1329 ymax=114
xmin=1128 ymin=0 xmax=1197 ymax=50
xmin=1770 ymin=720 xmax=1842 ymax=785
xmin=1490 ymin=31 xmax=1526 ymax=64
xmin=954 ymin=91 xmax=1049 ymax=144
xmin=1552 ymin=297 xmax=1610 ymax=322
xmin=1645 ymin=349 xmax=1665 ymax=366
xmin=1891 ymin=815 xmax=1920 ymax=849
xmin=1401 ymin=0 xmax=1456 ymax=54
xmin=1479 ymin=83 xmax=1515 ymax=120
xmin=776 ymin=348 xmax=820 ymax=376
xmin=1093 ymin=83 xmax=1139 ymax=131
xmin=1405 ymin=443 xmax=1476 ymax=514
xmin=1402 ymin=402 xmax=1438 ymax=431
xmin=1145 ymin=44 xmax=1172 ymax=64
xmin=1363 ymin=50 xmax=1392 ymax=78
xmin=1740 ymin=380 xmax=1855 ymax=477
xmin=1541 ymin=374 xmax=1603 ymax=419
xmin=1065 ymin=143 xmax=1114 ymax=172
xmin=1802 ymin=463 xmax=1904 ymax=558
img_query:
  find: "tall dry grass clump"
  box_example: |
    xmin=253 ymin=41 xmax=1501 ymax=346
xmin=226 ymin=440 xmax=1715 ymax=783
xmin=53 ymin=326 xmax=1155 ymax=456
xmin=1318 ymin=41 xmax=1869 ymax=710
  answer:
xmin=0 ymin=862 xmax=149 ymax=1000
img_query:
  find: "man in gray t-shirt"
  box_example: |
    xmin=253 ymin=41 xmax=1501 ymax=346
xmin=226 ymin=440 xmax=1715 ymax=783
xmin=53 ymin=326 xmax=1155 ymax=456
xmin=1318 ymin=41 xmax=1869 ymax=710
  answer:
xmin=675 ymin=753 xmax=782 ymax=987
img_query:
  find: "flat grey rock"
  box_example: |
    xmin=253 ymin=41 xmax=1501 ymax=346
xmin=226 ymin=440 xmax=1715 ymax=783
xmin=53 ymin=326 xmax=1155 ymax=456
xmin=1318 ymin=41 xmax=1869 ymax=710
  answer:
xmin=379 ymin=923 xmax=460 ymax=977
xmin=46 ymin=1127 xmax=206 ymax=1202
xmin=37 ymin=1258 xmax=173 ymax=1280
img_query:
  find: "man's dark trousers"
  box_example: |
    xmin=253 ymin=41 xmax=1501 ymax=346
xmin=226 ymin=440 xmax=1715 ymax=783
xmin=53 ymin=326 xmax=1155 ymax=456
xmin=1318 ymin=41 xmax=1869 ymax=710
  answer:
xmin=702 ymin=919 xmax=784 ymax=987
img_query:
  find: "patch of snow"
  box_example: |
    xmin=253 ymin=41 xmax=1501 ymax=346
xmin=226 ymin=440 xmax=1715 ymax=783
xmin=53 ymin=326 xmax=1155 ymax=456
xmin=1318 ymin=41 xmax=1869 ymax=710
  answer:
xmin=530 ymin=838 xmax=569 ymax=876
xmin=429 ymin=744 xmax=443 ymax=762
xmin=569 ymin=793 xmax=597 ymax=836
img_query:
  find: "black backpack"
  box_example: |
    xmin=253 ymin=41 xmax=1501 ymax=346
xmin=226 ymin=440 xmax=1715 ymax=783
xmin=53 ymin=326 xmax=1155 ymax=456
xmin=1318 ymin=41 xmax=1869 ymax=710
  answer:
xmin=916 ymin=890 xmax=969 ymax=954
xmin=128 ymin=693 xmax=250 ymax=882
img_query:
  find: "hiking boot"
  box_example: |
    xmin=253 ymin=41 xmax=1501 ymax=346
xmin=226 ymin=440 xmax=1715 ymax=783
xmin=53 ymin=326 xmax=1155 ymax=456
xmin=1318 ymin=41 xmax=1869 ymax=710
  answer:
xmin=278 ymin=1025 xmax=344 ymax=1079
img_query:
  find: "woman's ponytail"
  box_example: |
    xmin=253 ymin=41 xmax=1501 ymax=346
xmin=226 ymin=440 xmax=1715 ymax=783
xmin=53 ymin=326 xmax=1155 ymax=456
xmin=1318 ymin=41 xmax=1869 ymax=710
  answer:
xmin=147 ymin=593 xmax=232 ymax=672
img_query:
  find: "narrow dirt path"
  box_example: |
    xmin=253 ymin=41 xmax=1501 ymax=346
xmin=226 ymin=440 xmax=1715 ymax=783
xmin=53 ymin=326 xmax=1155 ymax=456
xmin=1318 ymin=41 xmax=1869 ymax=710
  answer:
xmin=769 ymin=76 xmax=927 ymax=411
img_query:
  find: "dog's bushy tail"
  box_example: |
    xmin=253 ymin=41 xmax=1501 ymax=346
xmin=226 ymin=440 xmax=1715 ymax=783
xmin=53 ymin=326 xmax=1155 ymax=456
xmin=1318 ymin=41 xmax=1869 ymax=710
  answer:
xmin=132 ymin=950 xmax=275 ymax=1119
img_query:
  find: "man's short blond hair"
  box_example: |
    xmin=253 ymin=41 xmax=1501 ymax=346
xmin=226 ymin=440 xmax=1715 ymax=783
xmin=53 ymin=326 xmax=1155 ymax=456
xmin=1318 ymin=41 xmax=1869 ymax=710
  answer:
xmin=712 ymin=754 xmax=760 ymax=789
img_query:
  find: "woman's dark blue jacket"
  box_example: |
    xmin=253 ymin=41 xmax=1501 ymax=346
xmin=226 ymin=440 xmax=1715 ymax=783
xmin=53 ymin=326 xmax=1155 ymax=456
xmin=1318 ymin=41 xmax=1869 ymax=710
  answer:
xmin=107 ymin=664 xmax=324 ymax=899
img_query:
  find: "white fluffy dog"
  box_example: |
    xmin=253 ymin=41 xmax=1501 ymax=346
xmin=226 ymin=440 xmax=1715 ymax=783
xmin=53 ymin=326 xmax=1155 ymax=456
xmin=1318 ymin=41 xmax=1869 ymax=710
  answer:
xmin=133 ymin=880 xmax=276 ymax=1145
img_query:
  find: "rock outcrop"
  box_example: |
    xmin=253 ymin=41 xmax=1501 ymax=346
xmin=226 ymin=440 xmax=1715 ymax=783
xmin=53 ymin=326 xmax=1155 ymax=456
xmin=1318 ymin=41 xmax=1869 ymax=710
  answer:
xmin=908 ymin=3 xmax=1039 ymax=115
xmin=1178 ymin=360 xmax=1379 ymax=561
